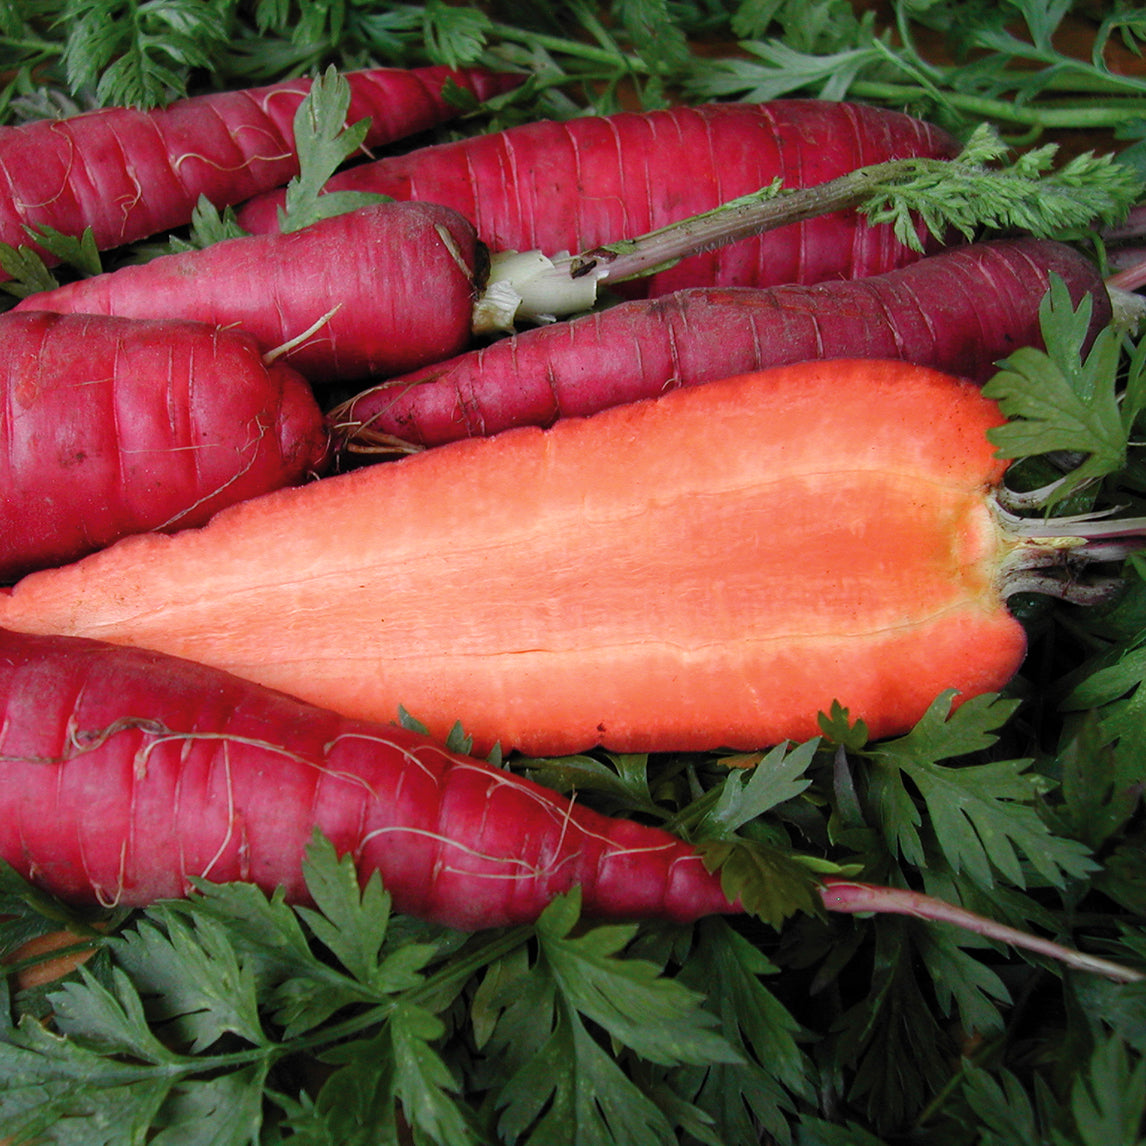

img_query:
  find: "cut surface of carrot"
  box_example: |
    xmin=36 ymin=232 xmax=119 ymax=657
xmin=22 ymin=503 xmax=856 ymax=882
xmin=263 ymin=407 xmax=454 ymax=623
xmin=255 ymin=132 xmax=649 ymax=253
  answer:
xmin=0 ymin=358 xmax=1025 ymax=756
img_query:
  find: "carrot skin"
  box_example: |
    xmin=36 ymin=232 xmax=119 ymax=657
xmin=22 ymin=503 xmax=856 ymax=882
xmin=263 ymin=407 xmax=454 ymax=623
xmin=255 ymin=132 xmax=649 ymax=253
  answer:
xmin=235 ymin=100 xmax=959 ymax=295
xmin=337 ymin=238 xmax=1108 ymax=446
xmin=0 ymin=311 xmax=329 ymax=582
xmin=0 ymin=65 xmax=519 ymax=274
xmin=0 ymin=358 xmax=1025 ymax=758
xmin=14 ymin=201 xmax=482 ymax=383
xmin=0 ymin=630 xmax=735 ymax=930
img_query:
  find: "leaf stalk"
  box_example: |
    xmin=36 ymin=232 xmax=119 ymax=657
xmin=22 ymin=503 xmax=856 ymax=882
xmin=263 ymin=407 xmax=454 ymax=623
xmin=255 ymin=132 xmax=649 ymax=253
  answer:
xmin=820 ymin=880 xmax=1144 ymax=984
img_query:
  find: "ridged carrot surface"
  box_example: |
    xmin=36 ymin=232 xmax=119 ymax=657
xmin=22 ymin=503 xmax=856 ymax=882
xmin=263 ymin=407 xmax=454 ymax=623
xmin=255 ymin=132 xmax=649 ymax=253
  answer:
xmin=0 ymin=630 xmax=735 ymax=930
xmin=0 ymin=310 xmax=328 ymax=583
xmin=0 ymin=359 xmax=1024 ymax=757
xmin=14 ymin=201 xmax=483 ymax=383
xmin=0 ymin=65 xmax=519 ymax=272
xmin=235 ymin=100 xmax=958 ymax=295
xmin=336 ymin=238 xmax=1107 ymax=447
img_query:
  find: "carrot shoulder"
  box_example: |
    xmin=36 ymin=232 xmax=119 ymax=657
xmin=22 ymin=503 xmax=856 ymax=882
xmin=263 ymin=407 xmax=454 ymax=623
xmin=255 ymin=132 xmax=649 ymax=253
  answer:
xmin=0 ymin=358 xmax=1025 ymax=757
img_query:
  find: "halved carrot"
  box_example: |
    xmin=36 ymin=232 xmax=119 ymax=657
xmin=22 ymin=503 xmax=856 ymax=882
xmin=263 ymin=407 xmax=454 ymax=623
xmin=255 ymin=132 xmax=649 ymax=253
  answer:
xmin=0 ymin=358 xmax=1029 ymax=756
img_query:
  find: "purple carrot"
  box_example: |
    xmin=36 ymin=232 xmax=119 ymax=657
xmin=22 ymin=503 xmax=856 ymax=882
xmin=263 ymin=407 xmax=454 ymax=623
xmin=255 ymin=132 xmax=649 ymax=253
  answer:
xmin=332 ymin=238 xmax=1110 ymax=450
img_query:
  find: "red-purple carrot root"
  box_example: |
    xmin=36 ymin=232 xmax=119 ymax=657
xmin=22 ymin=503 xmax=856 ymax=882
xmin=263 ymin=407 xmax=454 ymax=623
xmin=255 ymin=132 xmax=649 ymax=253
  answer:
xmin=1 ymin=629 xmax=1138 ymax=985
xmin=235 ymin=99 xmax=959 ymax=296
xmin=0 ymin=310 xmax=329 ymax=582
xmin=0 ymin=630 xmax=738 ymax=931
xmin=14 ymin=201 xmax=484 ymax=383
xmin=333 ymin=238 xmax=1109 ymax=450
xmin=0 ymin=64 xmax=519 ymax=273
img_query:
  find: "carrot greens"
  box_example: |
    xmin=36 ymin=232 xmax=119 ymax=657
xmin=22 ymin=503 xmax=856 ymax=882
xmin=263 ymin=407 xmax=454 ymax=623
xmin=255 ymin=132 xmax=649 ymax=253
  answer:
xmin=0 ymin=225 xmax=101 ymax=298
xmin=2 ymin=3 xmax=1146 ymax=1144
xmin=0 ymin=840 xmax=764 ymax=1145
xmin=275 ymin=65 xmax=390 ymax=233
xmin=5 ymin=0 xmax=1145 ymax=129
xmin=984 ymin=277 xmax=1134 ymax=505
xmin=819 ymin=690 xmax=1097 ymax=891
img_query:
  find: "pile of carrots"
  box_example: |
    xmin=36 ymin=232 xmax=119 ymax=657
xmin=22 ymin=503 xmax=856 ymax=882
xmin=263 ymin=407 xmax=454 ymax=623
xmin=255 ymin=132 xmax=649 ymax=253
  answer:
xmin=0 ymin=62 xmax=1128 ymax=931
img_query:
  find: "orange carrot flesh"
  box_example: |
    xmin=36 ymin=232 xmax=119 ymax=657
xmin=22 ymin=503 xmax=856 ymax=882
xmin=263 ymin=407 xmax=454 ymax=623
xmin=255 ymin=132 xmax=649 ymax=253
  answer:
xmin=0 ymin=358 xmax=1024 ymax=757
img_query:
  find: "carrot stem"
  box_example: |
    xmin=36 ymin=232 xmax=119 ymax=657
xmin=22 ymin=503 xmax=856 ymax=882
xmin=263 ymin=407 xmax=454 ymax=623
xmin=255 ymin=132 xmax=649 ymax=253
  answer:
xmin=992 ymin=502 xmax=1146 ymax=602
xmin=843 ymin=81 xmax=1146 ymax=128
xmin=568 ymin=161 xmax=905 ymax=284
xmin=473 ymin=160 xmax=908 ymax=330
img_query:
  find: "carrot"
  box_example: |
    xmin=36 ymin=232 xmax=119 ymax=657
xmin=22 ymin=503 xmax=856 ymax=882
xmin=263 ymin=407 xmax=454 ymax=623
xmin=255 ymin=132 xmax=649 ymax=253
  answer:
xmin=0 ymin=64 xmax=519 ymax=273
xmin=0 ymin=310 xmax=329 ymax=583
xmin=234 ymin=100 xmax=959 ymax=296
xmin=13 ymin=201 xmax=483 ymax=383
xmin=0 ymin=358 xmax=1051 ymax=758
xmin=333 ymin=238 xmax=1109 ymax=448
xmin=0 ymin=629 xmax=737 ymax=931
xmin=2 ymin=628 xmax=1139 ymax=981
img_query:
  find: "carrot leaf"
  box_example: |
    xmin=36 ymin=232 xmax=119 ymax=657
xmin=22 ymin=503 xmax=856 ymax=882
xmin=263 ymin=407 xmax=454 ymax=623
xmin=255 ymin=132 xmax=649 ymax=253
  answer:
xmin=518 ymin=750 xmax=664 ymax=818
xmin=532 ymin=890 xmax=737 ymax=1069
xmin=826 ymin=690 xmax=1096 ymax=890
xmin=318 ymin=1004 xmax=476 ymax=1146
xmin=671 ymin=918 xmax=813 ymax=1141
xmin=421 ymin=0 xmax=493 ymax=69
xmin=180 ymin=196 xmax=250 ymax=249
xmin=484 ymin=889 xmax=739 ymax=1146
xmin=615 ymin=0 xmax=692 ymax=74
xmin=0 ymin=225 xmax=104 ymax=299
xmin=60 ymin=0 xmax=230 ymax=108
xmin=0 ymin=241 xmax=61 ymax=300
xmin=984 ymin=275 xmax=1129 ymax=503
xmin=278 ymin=64 xmax=391 ymax=234
xmin=18 ymin=223 xmax=102 ymax=277
xmin=700 ymin=838 xmax=826 ymax=928
xmin=292 ymin=834 xmax=398 ymax=988
xmin=860 ymin=124 xmax=1146 ymax=251
xmin=108 ymin=911 xmax=268 ymax=1053
xmin=828 ymin=915 xmax=955 ymax=1128
xmin=49 ymin=965 xmax=187 ymax=1064
xmin=697 ymin=737 xmax=819 ymax=835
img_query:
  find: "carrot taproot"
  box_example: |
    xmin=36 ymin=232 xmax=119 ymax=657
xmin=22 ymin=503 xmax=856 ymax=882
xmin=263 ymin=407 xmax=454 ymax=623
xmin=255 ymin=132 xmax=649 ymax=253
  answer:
xmin=333 ymin=238 xmax=1109 ymax=448
xmin=0 ymin=310 xmax=329 ymax=583
xmin=0 ymin=629 xmax=736 ymax=931
xmin=13 ymin=201 xmax=483 ymax=383
xmin=234 ymin=99 xmax=959 ymax=296
xmin=0 ymin=357 xmax=1046 ymax=757
xmin=0 ymin=64 xmax=519 ymax=274
xmin=2 ymin=628 xmax=1141 ymax=981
